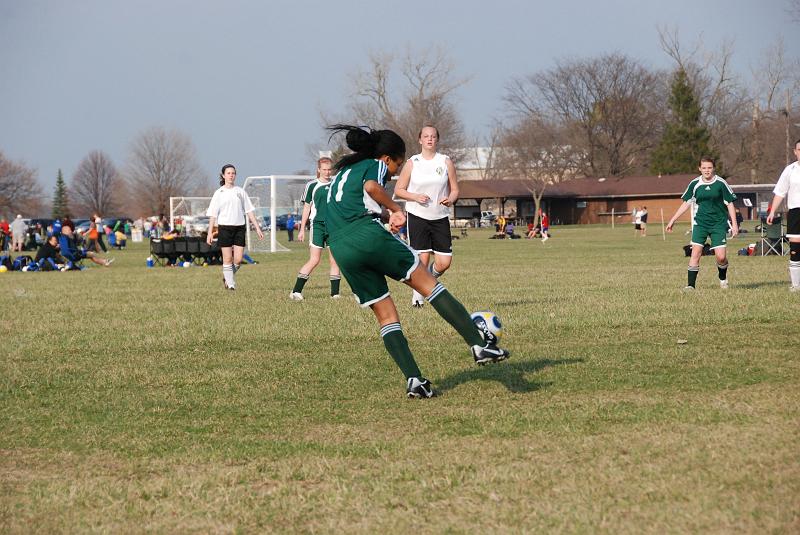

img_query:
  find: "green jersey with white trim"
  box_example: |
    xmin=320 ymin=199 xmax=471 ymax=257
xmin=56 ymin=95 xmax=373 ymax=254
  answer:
xmin=681 ymin=175 xmax=736 ymax=228
xmin=326 ymin=159 xmax=388 ymax=233
xmin=301 ymin=179 xmax=330 ymax=223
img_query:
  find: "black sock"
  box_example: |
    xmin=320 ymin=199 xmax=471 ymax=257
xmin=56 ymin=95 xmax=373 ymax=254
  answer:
xmin=717 ymin=262 xmax=728 ymax=281
xmin=687 ymin=266 xmax=699 ymax=287
xmin=427 ymin=283 xmax=485 ymax=347
xmin=330 ymin=275 xmax=341 ymax=296
xmin=380 ymin=323 xmax=421 ymax=379
xmin=292 ymin=273 xmax=309 ymax=293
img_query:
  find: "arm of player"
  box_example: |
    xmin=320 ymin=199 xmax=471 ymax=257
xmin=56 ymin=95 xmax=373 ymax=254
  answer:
xmin=439 ymin=157 xmax=459 ymax=207
xmin=207 ymin=216 xmax=217 ymax=245
xmin=666 ymin=202 xmax=691 ymax=232
xmin=364 ymin=181 xmax=406 ymax=232
xmin=246 ymin=211 xmax=264 ymax=240
xmin=727 ymin=202 xmax=738 ymax=238
xmin=766 ymin=194 xmax=784 ymax=224
xmin=393 ymin=160 xmax=429 ymax=204
xmin=297 ymin=202 xmax=311 ymax=242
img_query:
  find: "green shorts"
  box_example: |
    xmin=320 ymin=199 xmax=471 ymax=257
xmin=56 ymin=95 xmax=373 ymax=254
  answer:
xmin=329 ymin=218 xmax=419 ymax=307
xmin=310 ymin=220 xmax=328 ymax=249
xmin=691 ymin=223 xmax=729 ymax=249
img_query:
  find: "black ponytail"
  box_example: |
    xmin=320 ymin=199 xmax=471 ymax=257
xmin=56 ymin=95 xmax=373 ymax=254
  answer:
xmin=327 ymin=124 xmax=405 ymax=170
xmin=220 ymin=164 xmax=236 ymax=186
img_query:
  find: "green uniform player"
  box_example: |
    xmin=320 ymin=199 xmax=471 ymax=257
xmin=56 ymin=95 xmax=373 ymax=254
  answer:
xmin=667 ymin=158 xmax=739 ymax=290
xmin=290 ymin=157 xmax=341 ymax=300
xmin=325 ymin=124 xmax=509 ymax=399
xmin=682 ymin=176 xmax=736 ymax=249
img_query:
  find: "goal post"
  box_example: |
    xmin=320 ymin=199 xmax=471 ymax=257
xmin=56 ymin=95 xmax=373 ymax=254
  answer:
xmin=242 ymin=175 xmax=315 ymax=253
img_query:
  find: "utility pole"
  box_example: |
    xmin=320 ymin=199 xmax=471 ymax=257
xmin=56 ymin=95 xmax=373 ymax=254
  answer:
xmin=751 ymin=102 xmax=760 ymax=184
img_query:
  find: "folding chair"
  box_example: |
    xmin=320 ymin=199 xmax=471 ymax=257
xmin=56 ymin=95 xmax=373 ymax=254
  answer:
xmin=760 ymin=217 xmax=787 ymax=256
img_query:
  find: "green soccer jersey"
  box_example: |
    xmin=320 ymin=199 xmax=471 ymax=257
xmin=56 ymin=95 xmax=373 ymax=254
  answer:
xmin=301 ymin=179 xmax=330 ymax=223
xmin=681 ymin=175 xmax=736 ymax=228
xmin=325 ymin=159 xmax=388 ymax=234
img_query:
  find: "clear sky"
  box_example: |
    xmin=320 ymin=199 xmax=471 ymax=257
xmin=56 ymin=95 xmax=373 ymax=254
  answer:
xmin=0 ymin=0 xmax=795 ymax=191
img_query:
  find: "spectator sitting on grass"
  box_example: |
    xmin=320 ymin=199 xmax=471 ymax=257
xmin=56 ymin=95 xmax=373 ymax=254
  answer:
xmin=35 ymin=233 xmax=70 ymax=271
xmin=58 ymin=226 xmax=114 ymax=267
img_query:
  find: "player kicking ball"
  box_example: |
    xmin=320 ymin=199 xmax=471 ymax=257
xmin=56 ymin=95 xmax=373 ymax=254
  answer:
xmin=325 ymin=124 xmax=509 ymax=399
xmin=666 ymin=157 xmax=738 ymax=290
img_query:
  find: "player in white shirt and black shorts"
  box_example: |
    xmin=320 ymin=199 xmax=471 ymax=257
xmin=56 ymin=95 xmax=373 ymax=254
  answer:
xmin=394 ymin=125 xmax=459 ymax=307
xmin=766 ymin=139 xmax=800 ymax=292
xmin=206 ymin=164 xmax=264 ymax=290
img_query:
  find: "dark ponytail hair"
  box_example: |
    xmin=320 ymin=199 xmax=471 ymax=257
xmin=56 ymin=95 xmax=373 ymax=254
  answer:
xmin=326 ymin=124 xmax=405 ymax=171
xmin=219 ymin=164 xmax=236 ymax=186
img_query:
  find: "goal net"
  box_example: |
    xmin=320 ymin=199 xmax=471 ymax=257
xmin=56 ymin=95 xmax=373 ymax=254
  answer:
xmin=242 ymin=175 xmax=314 ymax=252
xmin=169 ymin=196 xmax=212 ymax=237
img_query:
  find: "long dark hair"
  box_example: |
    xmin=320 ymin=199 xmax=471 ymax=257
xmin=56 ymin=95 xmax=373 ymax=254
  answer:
xmin=219 ymin=164 xmax=236 ymax=186
xmin=326 ymin=124 xmax=405 ymax=171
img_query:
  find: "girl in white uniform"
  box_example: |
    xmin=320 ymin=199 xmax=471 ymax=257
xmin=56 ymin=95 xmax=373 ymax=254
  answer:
xmin=206 ymin=164 xmax=263 ymax=290
xmin=766 ymin=139 xmax=800 ymax=292
xmin=394 ymin=126 xmax=459 ymax=307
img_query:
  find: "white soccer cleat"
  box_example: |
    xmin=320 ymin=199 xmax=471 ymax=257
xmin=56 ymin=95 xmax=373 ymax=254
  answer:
xmin=790 ymin=286 xmax=799 ymax=293
xmin=719 ymin=279 xmax=729 ymax=289
xmin=289 ymin=292 xmax=304 ymax=301
xmin=330 ymin=294 xmax=341 ymax=299
xmin=406 ymin=377 xmax=434 ymax=398
xmin=682 ymin=286 xmax=696 ymax=292
xmin=411 ymin=289 xmax=425 ymax=308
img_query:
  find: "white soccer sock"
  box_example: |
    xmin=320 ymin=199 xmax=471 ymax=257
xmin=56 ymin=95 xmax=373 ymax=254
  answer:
xmin=223 ymin=264 xmax=235 ymax=288
xmin=790 ymin=261 xmax=800 ymax=288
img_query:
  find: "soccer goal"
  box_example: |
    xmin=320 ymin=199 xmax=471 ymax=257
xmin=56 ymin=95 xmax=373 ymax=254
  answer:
xmin=169 ymin=196 xmax=212 ymax=236
xmin=242 ymin=175 xmax=314 ymax=253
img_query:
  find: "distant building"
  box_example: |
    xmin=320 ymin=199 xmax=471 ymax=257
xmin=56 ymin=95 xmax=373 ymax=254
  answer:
xmin=453 ymin=174 xmax=775 ymax=225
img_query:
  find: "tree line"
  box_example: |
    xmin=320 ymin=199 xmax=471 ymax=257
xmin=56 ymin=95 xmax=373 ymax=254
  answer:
xmin=0 ymin=126 xmax=206 ymax=219
xmin=2 ymin=28 xmax=797 ymax=219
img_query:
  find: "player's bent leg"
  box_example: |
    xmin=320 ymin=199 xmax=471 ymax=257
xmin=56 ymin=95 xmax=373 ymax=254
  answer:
xmin=371 ymin=297 xmax=432 ymax=398
xmin=410 ymin=252 xmax=431 ymax=307
xmin=431 ymin=253 xmax=452 ymax=277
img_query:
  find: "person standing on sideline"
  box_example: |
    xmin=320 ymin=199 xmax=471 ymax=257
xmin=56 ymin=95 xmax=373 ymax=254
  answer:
xmin=92 ymin=213 xmax=108 ymax=252
xmin=10 ymin=215 xmax=28 ymax=251
xmin=325 ymin=124 xmax=509 ymax=399
xmin=394 ymin=125 xmax=459 ymax=307
xmin=639 ymin=206 xmax=648 ymax=237
xmin=290 ymin=156 xmax=342 ymax=300
xmin=0 ymin=217 xmax=9 ymax=252
xmin=206 ymin=164 xmax=264 ymax=290
xmin=766 ymin=139 xmax=800 ymax=292
xmin=666 ymin=157 xmax=738 ymax=290
xmin=540 ymin=210 xmax=550 ymax=242
xmin=286 ymin=213 xmax=295 ymax=242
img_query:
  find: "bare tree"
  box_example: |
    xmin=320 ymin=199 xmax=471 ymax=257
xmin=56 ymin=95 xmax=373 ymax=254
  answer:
xmin=324 ymin=47 xmax=469 ymax=163
xmin=506 ymin=53 xmax=666 ymax=177
xmin=70 ymin=150 xmax=122 ymax=216
xmin=495 ymin=115 xmax=581 ymax=225
xmin=0 ymin=150 xmax=43 ymax=216
xmin=125 ymin=127 xmax=207 ymax=216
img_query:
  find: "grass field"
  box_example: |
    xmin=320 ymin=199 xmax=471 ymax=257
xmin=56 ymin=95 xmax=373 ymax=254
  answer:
xmin=1 ymin=224 xmax=798 ymax=533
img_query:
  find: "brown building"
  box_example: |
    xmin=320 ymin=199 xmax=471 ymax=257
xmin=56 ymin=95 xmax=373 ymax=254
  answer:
xmin=455 ymin=175 xmax=776 ymax=225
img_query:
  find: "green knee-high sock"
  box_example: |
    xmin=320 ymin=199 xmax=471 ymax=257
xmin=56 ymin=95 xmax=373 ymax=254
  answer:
xmin=292 ymin=273 xmax=309 ymax=293
xmin=330 ymin=275 xmax=341 ymax=296
xmin=427 ymin=283 xmax=485 ymax=347
xmin=380 ymin=323 xmax=422 ymax=379
xmin=687 ymin=266 xmax=699 ymax=287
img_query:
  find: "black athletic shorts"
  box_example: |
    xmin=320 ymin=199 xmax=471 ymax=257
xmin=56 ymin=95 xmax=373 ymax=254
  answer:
xmin=217 ymin=224 xmax=246 ymax=247
xmin=788 ymin=208 xmax=800 ymax=238
xmin=407 ymin=212 xmax=452 ymax=255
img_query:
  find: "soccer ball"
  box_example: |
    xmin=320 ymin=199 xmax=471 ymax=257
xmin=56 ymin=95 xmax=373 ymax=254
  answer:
xmin=0 ymin=265 xmax=7 ymax=273
xmin=471 ymin=311 xmax=503 ymax=344
xmin=182 ymin=261 xmax=191 ymax=268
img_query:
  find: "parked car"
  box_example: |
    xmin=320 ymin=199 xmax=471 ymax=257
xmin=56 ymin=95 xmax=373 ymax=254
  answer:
xmin=479 ymin=211 xmax=497 ymax=227
xmin=183 ymin=216 xmax=210 ymax=236
xmin=261 ymin=214 xmax=291 ymax=230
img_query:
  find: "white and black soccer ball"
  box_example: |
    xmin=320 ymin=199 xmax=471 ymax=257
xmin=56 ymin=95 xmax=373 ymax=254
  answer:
xmin=471 ymin=311 xmax=503 ymax=344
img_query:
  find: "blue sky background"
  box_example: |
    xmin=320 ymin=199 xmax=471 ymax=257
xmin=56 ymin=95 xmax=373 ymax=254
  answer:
xmin=0 ymin=0 xmax=796 ymax=191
